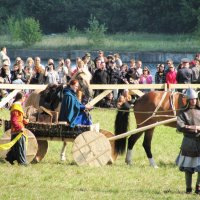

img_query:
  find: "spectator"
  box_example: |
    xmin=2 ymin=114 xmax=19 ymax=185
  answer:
xmin=100 ymin=92 xmax=116 ymax=108
xmin=44 ymin=63 xmax=59 ymax=84
xmin=107 ymin=60 xmax=120 ymax=99
xmin=176 ymin=58 xmax=192 ymax=84
xmin=57 ymin=58 xmax=68 ymax=84
xmin=92 ymin=59 xmax=109 ymax=105
xmin=114 ymin=53 xmax=122 ymax=68
xmin=83 ymin=53 xmax=95 ymax=75
xmin=136 ymin=60 xmax=143 ymax=77
xmin=30 ymin=65 xmax=45 ymax=84
xmin=0 ymin=47 xmax=10 ymax=68
xmin=0 ymin=60 xmax=11 ymax=83
xmin=125 ymin=59 xmax=139 ymax=84
xmin=190 ymin=59 xmax=200 ymax=84
xmin=139 ymin=66 xmax=153 ymax=92
xmin=34 ymin=56 xmax=45 ymax=70
xmin=165 ymin=64 xmax=177 ymax=84
xmin=94 ymin=50 xmax=107 ymax=68
xmin=165 ymin=59 xmax=175 ymax=73
xmin=155 ymin=64 xmax=166 ymax=90
xmin=64 ymin=58 xmax=73 ymax=81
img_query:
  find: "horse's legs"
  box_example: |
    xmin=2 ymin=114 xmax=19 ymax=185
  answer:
xmin=143 ymin=128 xmax=158 ymax=168
xmin=60 ymin=141 xmax=67 ymax=161
xmin=125 ymin=132 xmax=143 ymax=165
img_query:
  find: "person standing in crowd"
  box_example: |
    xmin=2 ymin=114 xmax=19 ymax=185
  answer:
xmin=11 ymin=64 xmax=24 ymax=84
xmin=176 ymin=88 xmax=200 ymax=195
xmin=165 ymin=64 xmax=177 ymax=85
xmin=56 ymin=58 xmax=68 ymax=84
xmin=44 ymin=63 xmax=59 ymax=84
xmin=114 ymin=53 xmax=122 ymax=68
xmin=5 ymin=92 xmax=29 ymax=165
xmin=136 ymin=60 xmax=143 ymax=77
xmin=0 ymin=60 xmax=11 ymax=83
xmin=165 ymin=59 xmax=175 ymax=73
xmin=107 ymin=59 xmax=120 ymax=99
xmin=34 ymin=56 xmax=45 ymax=70
xmin=64 ymin=58 xmax=73 ymax=82
xmin=176 ymin=58 xmax=193 ymax=84
xmin=24 ymin=57 xmax=34 ymax=84
xmin=58 ymin=80 xmax=93 ymax=127
xmin=0 ymin=47 xmax=10 ymax=68
xmin=125 ymin=59 xmax=139 ymax=84
xmin=82 ymin=53 xmax=95 ymax=76
xmin=94 ymin=50 xmax=107 ymax=68
xmin=139 ymin=66 xmax=153 ymax=92
xmin=92 ymin=59 xmax=109 ymax=99
xmin=155 ymin=64 xmax=166 ymax=90
xmin=30 ymin=65 xmax=45 ymax=84
xmin=190 ymin=59 xmax=200 ymax=84
xmin=100 ymin=92 xmax=116 ymax=108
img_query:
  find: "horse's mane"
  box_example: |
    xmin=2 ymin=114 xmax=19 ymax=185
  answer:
xmin=39 ymin=84 xmax=63 ymax=111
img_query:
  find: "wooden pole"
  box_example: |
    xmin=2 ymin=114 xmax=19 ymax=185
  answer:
xmin=0 ymin=89 xmax=20 ymax=108
xmin=109 ymin=117 xmax=177 ymax=141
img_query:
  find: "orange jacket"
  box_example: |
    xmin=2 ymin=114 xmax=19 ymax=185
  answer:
xmin=10 ymin=102 xmax=28 ymax=134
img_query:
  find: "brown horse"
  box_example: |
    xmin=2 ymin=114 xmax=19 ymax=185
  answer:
xmin=115 ymin=91 xmax=187 ymax=168
xmin=25 ymin=71 xmax=93 ymax=161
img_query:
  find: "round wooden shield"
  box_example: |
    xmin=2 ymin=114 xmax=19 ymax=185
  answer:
xmin=100 ymin=129 xmax=118 ymax=163
xmin=32 ymin=140 xmax=48 ymax=163
xmin=0 ymin=128 xmax=38 ymax=163
xmin=72 ymin=131 xmax=111 ymax=167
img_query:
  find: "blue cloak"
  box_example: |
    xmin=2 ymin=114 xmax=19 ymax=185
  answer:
xmin=58 ymin=87 xmax=92 ymax=127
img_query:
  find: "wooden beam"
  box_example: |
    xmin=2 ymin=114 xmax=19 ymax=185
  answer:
xmin=0 ymin=84 xmax=47 ymax=90
xmin=0 ymin=83 xmax=199 ymax=90
xmin=0 ymin=90 xmax=20 ymax=108
xmin=86 ymin=90 xmax=112 ymax=106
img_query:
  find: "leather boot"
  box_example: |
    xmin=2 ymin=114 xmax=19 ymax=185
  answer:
xmin=186 ymin=188 xmax=192 ymax=194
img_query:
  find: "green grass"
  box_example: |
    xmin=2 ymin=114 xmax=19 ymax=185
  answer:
xmin=0 ymin=109 xmax=200 ymax=199
xmin=0 ymin=32 xmax=199 ymax=53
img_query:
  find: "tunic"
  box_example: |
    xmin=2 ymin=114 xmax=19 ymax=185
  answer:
xmin=176 ymin=105 xmax=200 ymax=173
xmin=58 ymin=87 xmax=92 ymax=127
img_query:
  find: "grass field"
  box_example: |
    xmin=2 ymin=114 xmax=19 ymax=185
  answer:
xmin=0 ymin=108 xmax=200 ymax=199
xmin=0 ymin=32 xmax=199 ymax=53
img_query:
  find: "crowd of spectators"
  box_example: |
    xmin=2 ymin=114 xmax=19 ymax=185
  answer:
xmin=0 ymin=46 xmax=199 ymax=109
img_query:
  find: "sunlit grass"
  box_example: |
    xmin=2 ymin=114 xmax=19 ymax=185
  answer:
xmin=0 ymin=108 xmax=199 ymax=199
xmin=0 ymin=32 xmax=199 ymax=52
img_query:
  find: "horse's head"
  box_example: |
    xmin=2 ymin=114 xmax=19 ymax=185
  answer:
xmin=73 ymin=71 xmax=93 ymax=99
xmin=40 ymin=84 xmax=63 ymax=111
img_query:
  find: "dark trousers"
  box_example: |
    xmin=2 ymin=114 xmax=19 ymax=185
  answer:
xmin=6 ymin=133 xmax=27 ymax=165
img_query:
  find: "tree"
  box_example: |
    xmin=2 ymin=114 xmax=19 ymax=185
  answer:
xmin=20 ymin=18 xmax=42 ymax=46
xmin=85 ymin=15 xmax=107 ymax=45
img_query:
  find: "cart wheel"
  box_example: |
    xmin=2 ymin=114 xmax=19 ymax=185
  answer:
xmin=32 ymin=140 xmax=48 ymax=163
xmin=72 ymin=131 xmax=111 ymax=167
xmin=0 ymin=128 xmax=38 ymax=163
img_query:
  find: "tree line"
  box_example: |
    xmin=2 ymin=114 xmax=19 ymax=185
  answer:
xmin=0 ymin=0 xmax=200 ymax=34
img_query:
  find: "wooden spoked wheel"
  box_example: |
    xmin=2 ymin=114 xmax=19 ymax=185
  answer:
xmin=0 ymin=128 xmax=38 ymax=163
xmin=72 ymin=131 xmax=111 ymax=167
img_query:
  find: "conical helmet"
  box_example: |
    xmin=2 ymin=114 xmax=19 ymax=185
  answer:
xmin=185 ymin=88 xmax=198 ymax=99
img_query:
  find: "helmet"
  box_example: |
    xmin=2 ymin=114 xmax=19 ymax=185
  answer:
xmin=185 ymin=88 xmax=198 ymax=99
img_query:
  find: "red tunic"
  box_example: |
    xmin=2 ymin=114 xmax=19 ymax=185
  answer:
xmin=10 ymin=102 xmax=28 ymax=134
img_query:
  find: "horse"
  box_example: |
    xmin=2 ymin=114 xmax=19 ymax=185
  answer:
xmin=115 ymin=90 xmax=187 ymax=168
xmin=25 ymin=71 xmax=93 ymax=161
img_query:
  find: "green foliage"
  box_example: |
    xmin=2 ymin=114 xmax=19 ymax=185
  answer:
xmin=85 ymin=15 xmax=107 ymax=45
xmin=1 ymin=0 xmax=200 ymax=34
xmin=67 ymin=26 xmax=80 ymax=38
xmin=19 ymin=17 xmax=42 ymax=46
xmin=7 ymin=17 xmax=21 ymax=41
